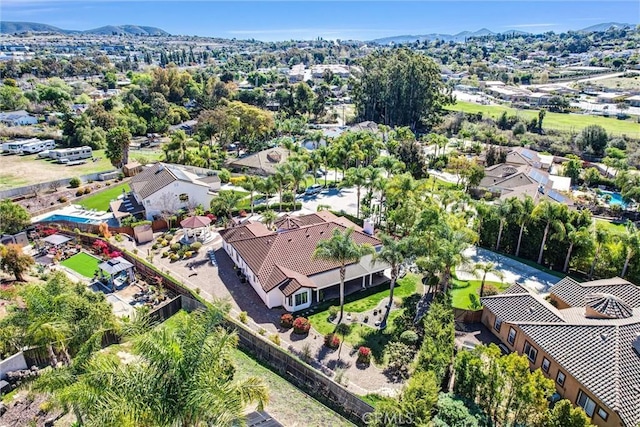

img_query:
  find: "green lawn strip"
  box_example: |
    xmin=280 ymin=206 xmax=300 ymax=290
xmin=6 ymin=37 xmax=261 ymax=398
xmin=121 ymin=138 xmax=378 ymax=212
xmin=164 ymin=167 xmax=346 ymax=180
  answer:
xmin=60 ymin=252 xmax=102 ymax=278
xmin=450 ymin=279 xmax=508 ymax=309
xmin=359 ymin=394 xmax=390 ymax=408
xmin=447 ymin=101 xmax=640 ymax=136
xmin=595 ymin=218 xmax=627 ymax=236
xmin=79 ymin=183 xmax=130 ymax=211
xmin=496 ymin=252 xmax=567 ymax=279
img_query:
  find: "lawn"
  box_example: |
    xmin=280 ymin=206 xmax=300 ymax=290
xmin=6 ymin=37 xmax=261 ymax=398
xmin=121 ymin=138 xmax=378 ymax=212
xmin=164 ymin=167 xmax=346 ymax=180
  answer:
xmin=451 ymin=279 xmax=509 ymax=309
xmin=79 ymin=183 xmax=130 ymax=211
xmin=447 ymin=101 xmax=640 ymax=136
xmin=60 ymin=252 xmax=102 ymax=278
xmin=595 ymin=218 xmax=627 ymax=236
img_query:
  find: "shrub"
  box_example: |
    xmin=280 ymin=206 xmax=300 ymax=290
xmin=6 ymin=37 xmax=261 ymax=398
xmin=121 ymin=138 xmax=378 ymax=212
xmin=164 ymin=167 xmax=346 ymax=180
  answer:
xmin=324 ymin=333 xmax=340 ymax=349
xmin=69 ymin=177 xmax=81 ymax=188
xmin=400 ymin=330 xmax=419 ymax=346
xmin=281 ymin=191 xmax=294 ymax=203
xmin=161 ymin=251 xmax=169 ymax=258
xmin=152 ymin=243 xmax=159 ymax=250
xmin=301 ymin=343 xmax=312 ymax=361
xmin=328 ymin=306 xmax=338 ymax=320
xmin=170 ymin=243 xmax=181 ymax=252
xmin=238 ymin=311 xmax=248 ymax=324
xmin=169 ymin=253 xmax=179 ymax=261
xmin=269 ymin=334 xmax=281 ymax=346
xmin=114 ymin=234 xmax=124 ymax=242
xmin=229 ymin=175 xmax=246 ymax=185
xmin=280 ymin=313 xmax=294 ymax=328
xmin=481 ymin=284 xmax=500 ymax=297
xmin=184 ymin=251 xmax=193 ymax=258
xmin=258 ymin=328 xmax=266 ymax=336
xmin=84 ymin=187 xmax=92 ymax=194
xmin=57 ymin=196 xmax=67 ymax=203
xmin=75 ymin=189 xmax=84 ymax=197
xmin=292 ymin=317 xmax=311 ymax=334
xmin=218 ymin=168 xmax=231 ymax=183
xmin=190 ymin=242 xmax=202 ymax=252
xmin=357 ymin=346 xmax=372 ymax=364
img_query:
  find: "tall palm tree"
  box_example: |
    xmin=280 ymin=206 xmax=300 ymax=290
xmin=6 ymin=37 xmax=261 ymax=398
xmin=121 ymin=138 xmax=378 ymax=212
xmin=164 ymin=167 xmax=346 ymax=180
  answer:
xmin=28 ymin=320 xmax=72 ymax=366
xmin=341 ymin=166 xmax=371 ymax=219
xmin=36 ymin=309 xmax=268 ymax=427
xmin=532 ymin=201 xmax=566 ymax=265
xmin=273 ymin=167 xmax=292 ymax=212
xmin=240 ymin=175 xmax=261 ymax=216
xmin=512 ymin=196 xmax=535 ymax=257
xmin=472 ymin=262 xmax=505 ymax=297
xmin=285 ymin=160 xmax=310 ymax=196
xmin=259 ymin=177 xmax=278 ymax=208
xmin=562 ymin=223 xmax=592 ymax=273
xmin=375 ymin=155 xmax=405 ymax=178
xmin=317 ymin=146 xmax=330 ymax=187
xmin=210 ymin=191 xmax=243 ymax=221
xmin=372 ymin=234 xmax=408 ymax=329
xmin=261 ymin=209 xmax=277 ymax=230
xmin=620 ymin=221 xmax=640 ymax=277
xmin=493 ymin=198 xmax=513 ymax=252
xmin=313 ymin=228 xmax=375 ymax=327
xmin=589 ymin=223 xmax=609 ymax=279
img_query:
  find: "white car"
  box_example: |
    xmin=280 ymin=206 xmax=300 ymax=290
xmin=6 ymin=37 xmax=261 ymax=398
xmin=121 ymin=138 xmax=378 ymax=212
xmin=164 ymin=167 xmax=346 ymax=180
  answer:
xmin=305 ymin=184 xmax=323 ymax=196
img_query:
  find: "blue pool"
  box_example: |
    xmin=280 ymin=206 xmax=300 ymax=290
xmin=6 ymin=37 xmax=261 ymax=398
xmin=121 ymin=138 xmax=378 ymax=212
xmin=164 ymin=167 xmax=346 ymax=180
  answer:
xmin=600 ymin=190 xmax=627 ymax=208
xmin=40 ymin=214 xmax=101 ymax=224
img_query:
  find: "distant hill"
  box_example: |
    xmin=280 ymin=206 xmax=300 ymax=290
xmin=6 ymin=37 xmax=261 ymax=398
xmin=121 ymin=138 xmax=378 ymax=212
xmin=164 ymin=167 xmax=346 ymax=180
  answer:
xmin=578 ymin=22 xmax=634 ymax=32
xmin=0 ymin=21 xmax=169 ymax=36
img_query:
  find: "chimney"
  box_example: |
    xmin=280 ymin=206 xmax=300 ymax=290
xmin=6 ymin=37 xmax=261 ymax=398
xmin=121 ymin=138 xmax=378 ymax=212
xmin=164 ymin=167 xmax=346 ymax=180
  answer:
xmin=363 ymin=218 xmax=374 ymax=235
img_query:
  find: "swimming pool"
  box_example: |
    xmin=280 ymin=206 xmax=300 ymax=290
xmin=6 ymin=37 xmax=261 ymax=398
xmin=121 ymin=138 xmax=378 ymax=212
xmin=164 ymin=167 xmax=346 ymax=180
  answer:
xmin=600 ymin=190 xmax=627 ymax=208
xmin=40 ymin=214 xmax=101 ymax=224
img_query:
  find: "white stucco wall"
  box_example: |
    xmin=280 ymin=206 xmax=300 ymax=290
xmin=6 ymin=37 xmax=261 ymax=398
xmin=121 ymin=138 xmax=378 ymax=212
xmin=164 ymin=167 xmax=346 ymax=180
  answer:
xmin=143 ymin=181 xmax=215 ymax=220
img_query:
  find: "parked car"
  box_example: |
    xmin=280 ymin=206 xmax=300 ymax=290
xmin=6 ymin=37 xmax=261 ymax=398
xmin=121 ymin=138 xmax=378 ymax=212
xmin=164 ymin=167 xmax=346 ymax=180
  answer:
xmin=305 ymin=184 xmax=323 ymax=196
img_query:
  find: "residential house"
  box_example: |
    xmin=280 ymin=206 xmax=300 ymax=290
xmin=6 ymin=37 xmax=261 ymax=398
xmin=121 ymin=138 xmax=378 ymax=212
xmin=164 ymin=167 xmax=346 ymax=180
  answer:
xmin=0 ymin=110 xmax=37 ymax=127
xmin=481 ymin=278 xmax=640 ymax=427
xmin=226 ymin=146 xmax=290 ymax=176
xmin=220 ymin=211 xmax=387 ymax=312
xmin=626 ymin=95 xmax=640 ymax=107
xmin=126 ymin=163 xmax=221 ymax=220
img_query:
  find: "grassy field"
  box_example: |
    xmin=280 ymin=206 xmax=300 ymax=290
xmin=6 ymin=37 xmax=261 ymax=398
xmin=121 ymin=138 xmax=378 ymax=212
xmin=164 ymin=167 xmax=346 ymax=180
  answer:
xmin=60 ymin=252 xmax=102 ymax=278
xmin=451 ymin=279 xmax=508 ymax=309
xmin=79 ymin=183 xmax=130 ymax=211
xmin=592 ymin=76 xmax=640 ymax=92
xmin=447 ymin=101 xmax=640 ymax=136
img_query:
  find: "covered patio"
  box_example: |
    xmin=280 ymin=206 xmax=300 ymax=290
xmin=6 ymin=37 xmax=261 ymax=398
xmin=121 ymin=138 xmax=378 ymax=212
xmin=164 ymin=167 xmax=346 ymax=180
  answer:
xmin=180 ymin=215 xmax=214 ymax=244
xmin=96 ymin=257 xmax=135 ymax=291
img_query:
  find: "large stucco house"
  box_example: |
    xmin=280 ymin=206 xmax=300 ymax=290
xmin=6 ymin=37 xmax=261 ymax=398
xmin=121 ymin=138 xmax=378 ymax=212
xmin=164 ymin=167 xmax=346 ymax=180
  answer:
xmin=481 ymin=277 xmax=640 ymax=427
xmin=220 ymin=211 xmax=387 ymax=312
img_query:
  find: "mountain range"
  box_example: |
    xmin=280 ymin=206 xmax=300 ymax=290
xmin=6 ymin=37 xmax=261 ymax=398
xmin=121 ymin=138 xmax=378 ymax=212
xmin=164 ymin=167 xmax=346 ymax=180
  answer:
xmin=370 ymin=22 xmax=635 ymax=44
xmin=0 ymin=21 xmax=169 ymax=36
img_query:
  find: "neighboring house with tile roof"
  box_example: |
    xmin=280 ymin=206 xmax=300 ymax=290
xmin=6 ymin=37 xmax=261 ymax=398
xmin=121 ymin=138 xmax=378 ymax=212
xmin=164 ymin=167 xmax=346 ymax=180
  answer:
xmin=127 ymin=163 xmax=221 ymax=220
xmin=226 ymin=146 xmax=290 ymax=176
xmin=481 ymin=278 xmax=640 ymax=427
xmin=220 ymin=211 xmax=387 ymax=311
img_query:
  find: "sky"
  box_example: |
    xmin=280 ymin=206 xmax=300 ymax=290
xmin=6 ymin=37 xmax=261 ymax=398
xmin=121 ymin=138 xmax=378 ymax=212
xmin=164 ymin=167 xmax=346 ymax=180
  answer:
xmin=1 ymin=1 xmax=639 ymax=41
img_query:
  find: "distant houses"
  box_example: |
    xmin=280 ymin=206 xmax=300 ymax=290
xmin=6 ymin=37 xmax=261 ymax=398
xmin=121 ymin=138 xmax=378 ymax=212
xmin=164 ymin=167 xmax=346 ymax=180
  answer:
xmin=0 ymin=110 xmax=37 ymax=127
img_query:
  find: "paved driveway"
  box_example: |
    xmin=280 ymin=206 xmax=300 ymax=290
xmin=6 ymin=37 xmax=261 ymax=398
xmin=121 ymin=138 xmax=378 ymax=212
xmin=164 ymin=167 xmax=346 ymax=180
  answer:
xmin=298 ymin=187 xmax=358 ymax=217
xmin=457 ymin=246 xmax=562 ymax=293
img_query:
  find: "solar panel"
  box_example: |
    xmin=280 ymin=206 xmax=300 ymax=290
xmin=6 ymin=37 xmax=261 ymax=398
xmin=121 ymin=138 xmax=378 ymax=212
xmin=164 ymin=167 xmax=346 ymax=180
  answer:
xmin=528 ymin=169 xmax=548 ymax=185
xmin=521 ymin=150 xmax=535 ymax=160
xmin=547 ymin=189 xmax=566 ymax=203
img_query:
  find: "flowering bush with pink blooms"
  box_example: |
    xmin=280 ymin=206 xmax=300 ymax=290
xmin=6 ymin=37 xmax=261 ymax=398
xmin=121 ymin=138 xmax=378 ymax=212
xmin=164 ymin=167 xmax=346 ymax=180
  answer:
xmin=357 ymin=346 xmax=371 ymax=364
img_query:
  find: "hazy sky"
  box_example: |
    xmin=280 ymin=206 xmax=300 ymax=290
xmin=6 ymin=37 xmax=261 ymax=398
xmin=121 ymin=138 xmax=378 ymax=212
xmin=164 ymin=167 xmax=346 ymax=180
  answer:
xmin=1 ymin=1 xmax=638 ymax=41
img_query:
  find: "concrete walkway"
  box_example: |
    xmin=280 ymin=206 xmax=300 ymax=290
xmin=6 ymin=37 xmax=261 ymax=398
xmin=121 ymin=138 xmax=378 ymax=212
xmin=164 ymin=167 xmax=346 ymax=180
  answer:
xmin=457 ymin=246 xmax=562 ymax=294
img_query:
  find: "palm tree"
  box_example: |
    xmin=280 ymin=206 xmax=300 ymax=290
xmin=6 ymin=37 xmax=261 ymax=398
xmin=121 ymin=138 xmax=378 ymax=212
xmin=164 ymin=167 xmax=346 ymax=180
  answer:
xmin=589 ymin=223 xmax=609 ymax=279
xmin=28 ymin=320 xmax=72 ymax=366
xmin=317 ymin=146 xmax=330 ymax=187
xmin=512 ymin=196 xmax=535 ymax=257
xmin=285 ymin=160 xmax=310 ymax=196
xmin=240 ymin=176 xmax=261 ymax=216
xmin=493 ymin=198 xmax=513 ymax=252
xmin=375 ymin=155 xmax=405 ymax=178
xmin=620 ymin=221 xmax=640 ymax=277
xmin=562 ymin=223 xmax=592 ymax=273
xmin=313 ymin=228 xmax=375 ymax=327
xmin=472 ymin=262 xmax=505 ymax=297
xmin=273 ymin=167 xmax=292 ymax=212
xmin=261 ymin=209 xmax=277 ymax=230
xmin=532 ymin=201 xmax=566 ymax=265
xmin=372 ymin=234 xmax=408 ymax=329
xmin=36 ymin=309 xmax=268 ymax=427
xmin=210 ymin=191 xmax=243 ymax=221
xmin=341 ymin=166 xmax=371 ymax=219
xmin=259 ymin=177 xmax=278 ymax=208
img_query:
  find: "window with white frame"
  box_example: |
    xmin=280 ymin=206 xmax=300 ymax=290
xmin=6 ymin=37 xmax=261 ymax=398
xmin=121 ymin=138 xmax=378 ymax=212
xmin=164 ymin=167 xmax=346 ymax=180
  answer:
xmin=507 ymin=327 xmax=516 ymax=345
xmin=294 ymin=291 xmax=308 ymax=307
xmin=541 ymin=357 xmax=550 ymax=372
xmin=494 ymin=317 xmax=502 ymax=332
xmin=577 ymin=390 xmax=596 ymax=417
xmin=556 ymin=371 xmax=566 ymax=386
xmin=523 ymin=341 xmax=538 ymax=363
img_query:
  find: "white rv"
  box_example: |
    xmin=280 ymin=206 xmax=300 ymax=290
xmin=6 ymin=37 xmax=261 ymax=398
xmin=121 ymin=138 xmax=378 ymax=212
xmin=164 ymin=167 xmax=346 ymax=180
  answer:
xmin=21 ymin=139 xmax=56 ymax=155
xmin=48 ymin=146 xmax=93 ymax=163
xmin=3 ymin=139 xmax=37 ymax=155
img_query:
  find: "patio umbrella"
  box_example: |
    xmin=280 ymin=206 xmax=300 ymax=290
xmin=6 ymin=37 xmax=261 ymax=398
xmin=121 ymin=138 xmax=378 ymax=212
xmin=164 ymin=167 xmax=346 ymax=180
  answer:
xmin=180 ymin=215 xmax=212 ymax=229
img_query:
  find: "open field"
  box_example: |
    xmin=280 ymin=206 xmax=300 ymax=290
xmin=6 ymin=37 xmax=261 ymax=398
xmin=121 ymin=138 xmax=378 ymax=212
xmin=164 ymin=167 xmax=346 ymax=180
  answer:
xmin=79 ymin=183 xmax=130 ymax=211
xmin=590 ymin=76 xmax=640 ymax=91
xmin=60 ymin=252 xmax=102 ymax=278
xmin=447 ymin=101 xmax=640 ymax=136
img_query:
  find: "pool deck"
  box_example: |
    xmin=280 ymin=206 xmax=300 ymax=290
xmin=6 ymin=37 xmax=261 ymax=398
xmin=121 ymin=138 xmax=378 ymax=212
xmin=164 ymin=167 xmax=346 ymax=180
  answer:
xmin=32 ymin=204 xmax=112 ymax=224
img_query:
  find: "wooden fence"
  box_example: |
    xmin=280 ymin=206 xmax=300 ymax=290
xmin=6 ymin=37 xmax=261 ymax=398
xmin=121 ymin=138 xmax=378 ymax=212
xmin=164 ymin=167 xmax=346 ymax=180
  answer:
xmin=453 ymin=307 xmax=483 ymax=324
xmin=41 ymin=219 xmax=167 ymax=238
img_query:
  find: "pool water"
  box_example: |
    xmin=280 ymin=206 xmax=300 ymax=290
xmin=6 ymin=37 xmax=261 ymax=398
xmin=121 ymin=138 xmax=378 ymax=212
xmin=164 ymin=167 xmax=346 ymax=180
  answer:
xmin=40 ymin=214 xmax=101 ymax=224
xmin=600 ymin=190 xmax=627 ymax=208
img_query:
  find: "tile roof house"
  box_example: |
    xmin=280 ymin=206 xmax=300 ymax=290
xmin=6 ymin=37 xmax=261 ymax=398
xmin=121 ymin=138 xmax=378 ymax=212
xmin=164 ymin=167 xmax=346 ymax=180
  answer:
xmin=481 ymin=279 xmax=640 ymax=427
xmin=220 ymin=211 xmax=387 ymax=312
xmin=126 ymin=163 xmax=221 ymax=220
xmin=226 ymin=146 xmax=290 ymax=176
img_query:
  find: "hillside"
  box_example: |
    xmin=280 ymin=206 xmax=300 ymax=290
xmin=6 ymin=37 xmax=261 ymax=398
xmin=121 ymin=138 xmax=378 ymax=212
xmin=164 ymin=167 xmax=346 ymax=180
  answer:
xmin=579 ymin=22 xmax=634 ymax=32
xmin=0 ymin=21 xmax=169 ymax=36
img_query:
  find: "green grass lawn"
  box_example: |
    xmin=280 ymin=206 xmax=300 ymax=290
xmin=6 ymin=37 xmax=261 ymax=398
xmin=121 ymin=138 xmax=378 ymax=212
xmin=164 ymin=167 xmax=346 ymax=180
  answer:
xmin=595 ymin=218 xmax=627 ymax=236
xmin=79 ymin=183 xmax=130 ymax=211
xmin=60 ymin=252 xmax=102 ymax=278
xmin=450 ymin=279 xmax=508 ymax=309
xmin=447 ymin=101 xmax=640 ymax=136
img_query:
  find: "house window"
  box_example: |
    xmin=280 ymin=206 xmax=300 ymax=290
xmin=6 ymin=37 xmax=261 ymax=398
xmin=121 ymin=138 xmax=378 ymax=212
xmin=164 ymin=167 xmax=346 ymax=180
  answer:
xmin=577 ymin=390 xmax=596 ymax=417
xmin=556 ymin=371 xmax=566 ymax=386
xmin=179 ymin=193 xmax=189 ymax=202
xmin=287 ymin=296 xmax=292 ymax=306
xmin=541 ymin=357 xmax=550 ymax=372
xmin=507 ymin=327 xmax=517 ymax=345
xmin=494 ymin=317 xmax=502 ymax=332
xmin=597 ymin=407 xmax=608 ymax=420
xmin=523 ymin=341 xmax=538 ymax=363
xmin=294 ymin=291 xmax=308 ymax=307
